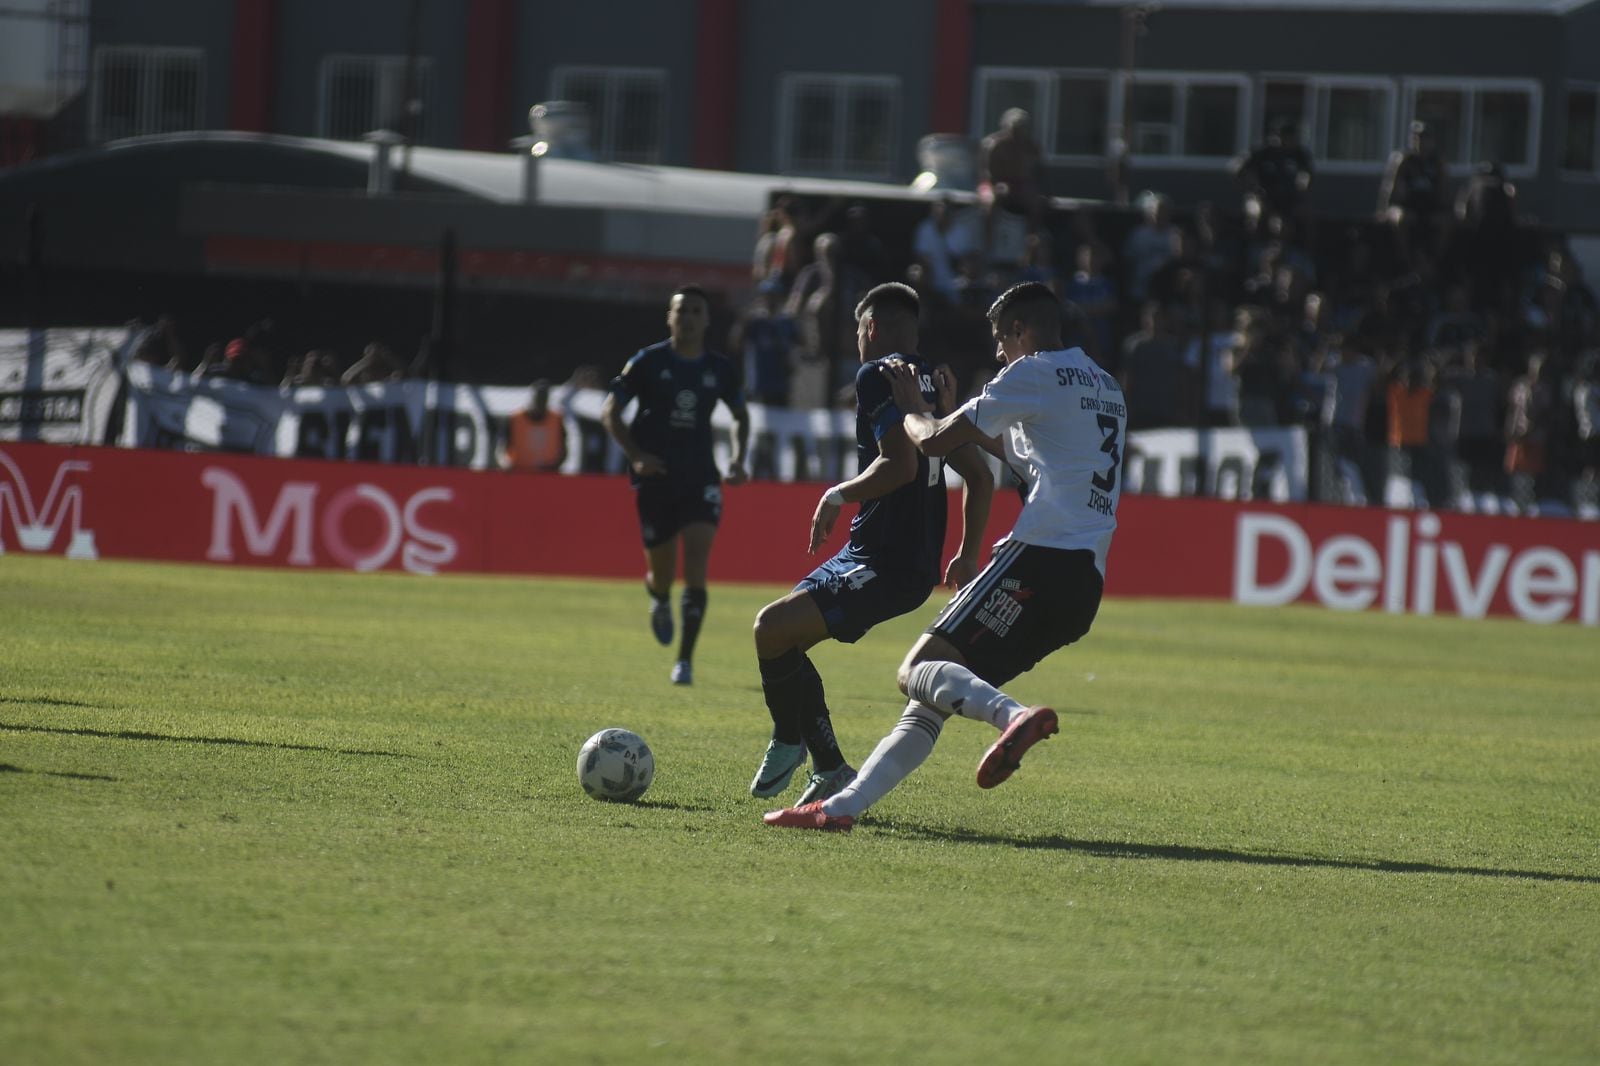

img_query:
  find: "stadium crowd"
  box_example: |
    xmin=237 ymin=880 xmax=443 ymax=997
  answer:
xmin=737 ymin=115 xmax=1600 ymax=516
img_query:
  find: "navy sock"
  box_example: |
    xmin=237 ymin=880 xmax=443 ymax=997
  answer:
xmin=759 ymin=648 xmax=808 ymax=745
xmin=757 ymin=650 xmax=843 ymax=771
xmin=678 ymin=587 xmax=707 ymax=662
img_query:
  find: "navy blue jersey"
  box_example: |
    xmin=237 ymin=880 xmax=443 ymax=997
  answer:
xmin=847 ymin=355 xmax=947 ymax=581
xmin=609 ymin=341 xmax=746 ymax=487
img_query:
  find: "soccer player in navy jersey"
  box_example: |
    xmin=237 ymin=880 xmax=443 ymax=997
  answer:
xmin=748 ymin=282 xmax=994 ymax=807
xmin=602 ymin=285 xmax=750 ymax=685
xmin=766 ymin=282 xmax=1125 ymax=830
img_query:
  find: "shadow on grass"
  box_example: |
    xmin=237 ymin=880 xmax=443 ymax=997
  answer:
xmin=0 ymin=695 xmax=101 ymax=709
xmin=629 ymin=799 xmax=719 ymax=813
xmin=0 ymin=721 xmax=412 ymax=760
xmin=882 ymin=822 xmax=1600 ymax=886
xmin=0 ymin=762 xmax=117 ymax=782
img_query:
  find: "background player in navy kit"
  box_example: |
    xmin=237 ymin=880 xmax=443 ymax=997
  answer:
xmin=748 ymin=282 xmax=994 ymax=806
xmin=766 ymin=282 xmax=1125 ymax=830
xmin=602 ymin=285 xmax=751 ymax=685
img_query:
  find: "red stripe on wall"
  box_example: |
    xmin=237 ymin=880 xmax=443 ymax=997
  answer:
xmin=692 ymin=0 xmax=741 ymax=170
xmin=229 ymin=0 xmax=278 ymax=132
xmin=463 ymin=0 xmax=517 ymax=151
xmin=931 ymin=0 xmax=972 ymax=134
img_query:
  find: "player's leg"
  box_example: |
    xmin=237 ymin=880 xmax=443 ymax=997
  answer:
xmin=637 ymin=485 xmax=677 ymax=646
xmin=748 ymin=589 xmax=831 ymax=797
xmin=674 ymin=520 xmax=717 ymax=680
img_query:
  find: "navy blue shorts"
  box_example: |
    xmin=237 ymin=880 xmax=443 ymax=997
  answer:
xmin=927 ymin=541 xmax=1103 ymax=686
xmin=635 ymin=479 xmax=721 ymax=548
xmin=797 ymin=550 xmax=936 ymax=644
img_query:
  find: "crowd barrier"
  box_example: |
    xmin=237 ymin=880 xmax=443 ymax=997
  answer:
xmin=3 ymin=442 xmax=1595 ymax=626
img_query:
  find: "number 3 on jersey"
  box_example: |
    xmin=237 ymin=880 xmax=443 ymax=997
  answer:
xmin=1091 ymin=413 xmax=1121 ymax=493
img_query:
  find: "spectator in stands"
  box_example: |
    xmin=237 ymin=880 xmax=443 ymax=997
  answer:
xmin=1233 ymin=309 xmax=1289 ymax=426
xmin=1379 ymin=121 xmax=1453 ymax=268
xmin=730 ymin=279 xmax=797 ymax=406
xmin=1015 ymin=233 xmax=1060 ymax=293
xmin=190 ymin=342 xmax=227 ymax=381
xmin=1182 ymin=303 xmax=1242 ymax=428
xmin=788 ymin=233 xmax=847 ymax=408
xmin=909 ymin=195 xmax=980 ymax=306
xmin=1232 ymin=120 xmax=1313 ymax=234
xmin=131 ymin=315 xmax=186 ymax=371
xmin=753 ymin=199 xmax=796 ymax=291
xmin=280 ymin=349 xmax=338 ymax=387
xmin=978 ymin=107 xmax=1048 ymax=254
xmin=1119 ymin=301 xmax=1186 ymax=430
xmin=1122 ymin=192 xmax=1176 ymax=307
xmin=1439 ymin=340 xmax=1504 ymax=503
xmin=1456 ymin=162 xmax=1519 ymax=313
xmin=1062 ymin=243 xmax=1117 ymax=371
xmin=1426 ymin=284 xmax=1487 ymax=351
xmin=1504 ymin=351 xmax=1558 ymax=508
xmin=1326 ymin=337 xmax=1382 ymax=503
xmin=500 ymin=379 xmax=567 ymax=472
xmin=838 ymin=203 xmax=891 ymax=299
xmin=1573 ymin=352 xmax=1600 ymax=491
xmin=224 ymin=334 xmax=277 ymax=386
xmin=1387 ymin=356 xmax=1437 ymax=504
xmin=341 ymin=341 xmax=405 ymax=386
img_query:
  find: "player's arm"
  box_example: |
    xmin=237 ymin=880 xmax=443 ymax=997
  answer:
xmin=884 ymin=361 xmax=1003 ymax=459
xmin=808 ymin=419 xmax=918 ymax=555
xmin=942 ymin=443 xmax=995 ymax=589
xmin=600 ymin=379 xmax=666 ymax=477
xmin=725 ymin=398 xmax=750 ymax=486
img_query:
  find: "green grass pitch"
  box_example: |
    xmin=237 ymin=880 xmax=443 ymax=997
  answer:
xmin=2 ymin=554 xmax=1597 ymax=1065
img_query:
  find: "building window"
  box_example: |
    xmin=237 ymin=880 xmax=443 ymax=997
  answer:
xmin=1562 ymin=85 xmax=1598 ymax=174
xmin=780 ymin=74 xmax=898 ymax=179
xmin=1258 ymin=75 xmax=1393 ymax=170
xmin=1320 ymin=84 xmax=1392 ymax=165
xmin=89 ymin=46 xmax=204 ymax=143
xmin=551 ymin=66 xmax=667 ymax=164
xmin=1403 ymin=79 xmax=1540 ymax=175
xmin=1118 ymin=73 xmax=1248 ymax=163
xmin=319 ymin=55 xmax=434 ymax=142
xmin=974 ymin=67 xmax=1111 ymax=162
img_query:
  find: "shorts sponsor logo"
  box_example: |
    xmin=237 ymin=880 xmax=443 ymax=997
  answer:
xmin=976 ymin=587 xmax=1025 ymax=637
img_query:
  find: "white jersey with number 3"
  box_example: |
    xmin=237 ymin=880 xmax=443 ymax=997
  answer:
xmin=956 ymin=347 xmax=1126 ymax=575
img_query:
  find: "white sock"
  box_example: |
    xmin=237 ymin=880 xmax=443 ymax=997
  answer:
xmin=905 ymin=660 xmax=1025 ymax=731
xmin=822 ymin=702 xmax=943 ymax=818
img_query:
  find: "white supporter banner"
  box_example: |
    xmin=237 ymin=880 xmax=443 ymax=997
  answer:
xmin=1124 ymin=426 xmax=1309 ymax=502
xmin=26 ymin=365 xmax=1311 ymax=498
xmin=0 ymin=328 xmax=138 ymax=444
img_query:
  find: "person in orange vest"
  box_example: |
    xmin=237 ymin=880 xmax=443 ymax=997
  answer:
xmin=499 ymin=380 xmax=567 ymax=472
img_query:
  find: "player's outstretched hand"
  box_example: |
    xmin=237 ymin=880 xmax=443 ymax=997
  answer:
xmin=724 ymin=461 xmax=748 ymax=487
xmin=809 ymin=494 xmax=840 ymax=555
xmin=884 ymin=361 xmax=933 ymax=416
xmin=631 ymin=452 xmax=667 ymax=477
xmin=944 ymin=553 xmax=979 ymax=590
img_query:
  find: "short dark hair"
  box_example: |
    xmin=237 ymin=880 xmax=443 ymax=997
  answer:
xmin=671 ymin=284 xmax=710 ymax=307
xmin=987 ymin=281 xmax=1062 ymax=334
xmin=854 ymin=281 xmax=920 ymax=322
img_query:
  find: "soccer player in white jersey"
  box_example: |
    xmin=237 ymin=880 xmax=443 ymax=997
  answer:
xmin=765 ymin=281 xmax=1126 ymax=831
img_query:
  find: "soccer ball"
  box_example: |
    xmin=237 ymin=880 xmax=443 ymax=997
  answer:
xmin=577 ymin=728 xmax=654 ymax=802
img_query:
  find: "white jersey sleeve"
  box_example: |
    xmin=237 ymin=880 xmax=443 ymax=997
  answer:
xmin=955 ymin=348 xmax=1126 ymax=575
